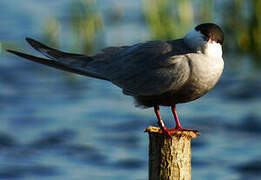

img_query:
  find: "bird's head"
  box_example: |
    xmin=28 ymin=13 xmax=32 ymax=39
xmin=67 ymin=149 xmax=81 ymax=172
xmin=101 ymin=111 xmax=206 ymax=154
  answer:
xmin=184 ymin=23 xmax=224 ymax=58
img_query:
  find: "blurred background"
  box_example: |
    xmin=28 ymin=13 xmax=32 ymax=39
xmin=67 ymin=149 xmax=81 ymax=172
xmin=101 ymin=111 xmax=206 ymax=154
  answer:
xmin=1 ymin=0 xmax=261 ymax=179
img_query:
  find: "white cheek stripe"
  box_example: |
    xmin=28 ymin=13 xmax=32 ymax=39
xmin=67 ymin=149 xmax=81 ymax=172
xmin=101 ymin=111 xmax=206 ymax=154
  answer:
xmin=184 ymin=29 xmax=223 ymax=58
xmin=205 ymin=41 xmax=222 ymax=58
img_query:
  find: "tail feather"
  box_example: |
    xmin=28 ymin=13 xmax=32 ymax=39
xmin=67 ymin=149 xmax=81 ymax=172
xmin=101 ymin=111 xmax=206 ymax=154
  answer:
xmin=25 ymin=37 xmax=84 ymax=60
xmin=7 ymin=42 xmax=109 ymax=80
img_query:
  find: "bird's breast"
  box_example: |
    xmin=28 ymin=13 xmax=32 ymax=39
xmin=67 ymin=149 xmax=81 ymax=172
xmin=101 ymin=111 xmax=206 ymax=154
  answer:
xmin=174 ymin=55 xmax=224 ymax=102
xmin=134 ymin=55 xmax=224 ymax=107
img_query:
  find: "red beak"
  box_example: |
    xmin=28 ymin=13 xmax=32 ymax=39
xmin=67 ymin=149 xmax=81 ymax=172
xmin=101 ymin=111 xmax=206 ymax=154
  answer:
xmin=208 ymin=36 xmax=213 ymax=43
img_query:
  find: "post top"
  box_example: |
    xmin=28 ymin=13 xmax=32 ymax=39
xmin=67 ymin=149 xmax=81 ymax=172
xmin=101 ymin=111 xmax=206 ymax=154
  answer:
xmin=145 ymin=126 xmax=199 ymax=138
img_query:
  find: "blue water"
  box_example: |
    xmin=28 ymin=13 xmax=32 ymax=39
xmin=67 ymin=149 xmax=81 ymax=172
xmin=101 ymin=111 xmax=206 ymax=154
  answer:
xmin=1 ymin=1 xmax=261 ymax=180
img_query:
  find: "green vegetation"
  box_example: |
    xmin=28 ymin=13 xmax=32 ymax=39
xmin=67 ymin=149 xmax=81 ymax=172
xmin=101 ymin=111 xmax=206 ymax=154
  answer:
xmin=143 ymin=0 xmax=261 ymax=66
xmin=2 ymin=0 xmax=261 ymax=66
xmin=68 ymin=0 xmax=103 ymax=54
xmin=143 ymin=0 xmax=213 ymax=40
xmin=43 ymin=18 xmax=61 ymax=48
xmin=222 ymin=1 xmax=261 ymax=58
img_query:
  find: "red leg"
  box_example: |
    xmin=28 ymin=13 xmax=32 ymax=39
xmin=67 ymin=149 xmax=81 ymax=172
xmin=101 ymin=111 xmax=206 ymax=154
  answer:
xmin=154 ymin=106 xmax=171 ymax=137
xmin=171 ymin=105 xmax=183 ymax=129
xmin=171 ymin=105 xmax=199 ymax=134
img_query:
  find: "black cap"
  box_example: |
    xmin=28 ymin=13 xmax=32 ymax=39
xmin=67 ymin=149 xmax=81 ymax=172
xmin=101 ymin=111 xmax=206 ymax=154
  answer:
xmin=195 ymin=23 xmax=224 ymax=45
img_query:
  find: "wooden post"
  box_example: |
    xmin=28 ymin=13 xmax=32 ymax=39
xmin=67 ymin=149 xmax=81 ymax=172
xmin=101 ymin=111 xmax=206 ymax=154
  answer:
xmin=145 ymin=126 xmax=198 ymax=180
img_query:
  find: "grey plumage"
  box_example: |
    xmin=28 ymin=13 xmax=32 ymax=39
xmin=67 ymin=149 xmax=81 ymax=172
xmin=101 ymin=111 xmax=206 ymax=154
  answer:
xmin=7 ymin=23 xmax=225 ymax=135
xmin=7 ymin=37 xmax=223 ymax=107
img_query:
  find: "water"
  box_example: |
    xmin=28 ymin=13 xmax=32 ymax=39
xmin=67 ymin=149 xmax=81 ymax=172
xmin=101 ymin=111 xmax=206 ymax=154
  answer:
xmin=1 ymin=1 xmax=261 ymax=180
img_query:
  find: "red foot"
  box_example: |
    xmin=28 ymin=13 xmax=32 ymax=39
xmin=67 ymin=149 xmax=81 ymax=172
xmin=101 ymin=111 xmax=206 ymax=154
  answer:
xmin=160 ymin=127 xmax=199 ymax=137
xmin=160 ymin=126 xmax=172 ymax=137
xmin=154 ymin=105 xmax=199 ymax=137
xmin=169 ymin=127 xmax=199 ymax=135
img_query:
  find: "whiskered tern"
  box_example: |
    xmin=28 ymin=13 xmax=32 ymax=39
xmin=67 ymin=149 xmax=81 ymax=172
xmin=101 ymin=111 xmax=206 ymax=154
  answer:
xmin=7 ymin=23 xmax=224 ymax=136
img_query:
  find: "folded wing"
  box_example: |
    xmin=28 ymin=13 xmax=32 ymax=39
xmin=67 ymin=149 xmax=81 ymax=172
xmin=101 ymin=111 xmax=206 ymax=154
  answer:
xmin=91 ymin=40 xmax=192 ymax=96
xmin=7 ymin=38 xmax=193 ymax=96
xmin=7 ymin=38 xmax=112 ymax=80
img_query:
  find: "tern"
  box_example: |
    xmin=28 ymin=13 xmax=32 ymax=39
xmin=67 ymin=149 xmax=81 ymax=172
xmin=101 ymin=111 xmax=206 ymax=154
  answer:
xmin=7 ymin=23 xmax=224 ymax=136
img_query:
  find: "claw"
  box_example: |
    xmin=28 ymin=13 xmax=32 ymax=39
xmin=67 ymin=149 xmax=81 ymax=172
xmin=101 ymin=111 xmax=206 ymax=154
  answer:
xmin=168 ymin=128 xmax=200 ymax=135
xmin=160 ymin=126 xmax=172 ymax=137
xmin=154 ymin=105 xmax=199 ymax=137
xmin=160 ymin=127 xmax=199 ymax=136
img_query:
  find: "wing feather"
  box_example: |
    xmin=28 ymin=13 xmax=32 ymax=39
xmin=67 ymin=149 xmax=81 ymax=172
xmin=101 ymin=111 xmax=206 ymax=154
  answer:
xmin=6 ymin=49 xmax=108 ymax=80
xmin=98 ymin=40 xmax=193 ymax=96
xmin=7 ymin=38 xmax=194 ymax=96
